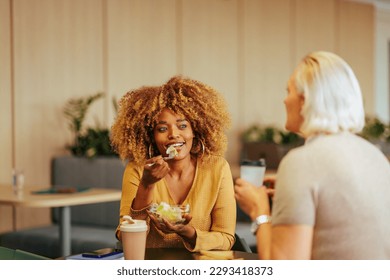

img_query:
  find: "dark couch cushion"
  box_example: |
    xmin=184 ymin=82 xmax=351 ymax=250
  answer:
xmin=51 ymin=156 xmax=125 ymax=190
xmin=51 ymin=156 xmax=125 ymax=227
xmin=52 ymin=201 xmax=120 ymax=229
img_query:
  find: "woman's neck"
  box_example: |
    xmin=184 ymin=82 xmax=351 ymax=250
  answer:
xmin=167 ymin=156 xmax=196 ymax=179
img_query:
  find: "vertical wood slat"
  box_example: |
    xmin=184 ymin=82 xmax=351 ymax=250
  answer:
xmin=241 ymin=0 xmax=292 ymax=129
xmin=337 ymin=1 xmax=375 ymax=115
xmin=180 ymin=0 xmax=240 ymax=163
xmin=0 ymin=0 xmax=13 ymax=183
xmin=12 ymin=0 xmax=104 ymax=186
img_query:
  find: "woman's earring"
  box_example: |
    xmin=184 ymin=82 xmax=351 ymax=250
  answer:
xmin=191 ymin=137 xmax=205 ymax=158
xmin=148 ymin=144 xmax=153 ymax=159
xmin=198 ymin=138 xmax=205 ymax=159
xmin=199 ymin=139 xmax=205 ymax=158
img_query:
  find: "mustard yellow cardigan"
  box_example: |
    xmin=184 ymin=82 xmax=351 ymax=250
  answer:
xmin=115 ymin=155 xmax=236 ymax=252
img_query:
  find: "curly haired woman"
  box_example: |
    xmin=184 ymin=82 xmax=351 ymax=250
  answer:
xmin=111 ymin=76 xmax=236 ymax=251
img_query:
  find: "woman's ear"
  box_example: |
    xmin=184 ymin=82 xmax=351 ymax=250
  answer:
xmin=299 ymin=93 xmax=305 ymax=106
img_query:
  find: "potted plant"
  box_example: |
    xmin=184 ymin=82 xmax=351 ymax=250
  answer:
xmin=241 ymin=117 xmax=390 ymax=170
xmin=63 ymin=92 xmax=118 ymax=158
xmin=240 ymin=124 xmax=304 ymax=169
xmin=359 ymin=116 xmax=390 ymax=158
xmin=52 ymin=93 xmax=125 ymax=191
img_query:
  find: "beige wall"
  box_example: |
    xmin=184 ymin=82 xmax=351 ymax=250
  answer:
xmin=376 ymin=5 xmax=390 ymax=123
xmin=0 ymin=0 xmax=376 ymax=232
xmin=0 ymin=0 xmax=13 ymax=233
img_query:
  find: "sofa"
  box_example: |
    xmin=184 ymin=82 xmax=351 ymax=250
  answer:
xmin=0 ymin=156 xmax=125 ymax=259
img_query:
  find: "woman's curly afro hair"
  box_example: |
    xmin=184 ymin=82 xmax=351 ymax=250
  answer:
xmin=110 ymin=75 xmax=231 ymax=164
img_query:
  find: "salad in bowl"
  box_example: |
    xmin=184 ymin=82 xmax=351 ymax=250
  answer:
xmin=149 ymin=202 xmax=190 ymax=224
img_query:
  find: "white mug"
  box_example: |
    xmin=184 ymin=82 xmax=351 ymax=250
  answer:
xmin=240 ymin=159 xmax=266 ymax=187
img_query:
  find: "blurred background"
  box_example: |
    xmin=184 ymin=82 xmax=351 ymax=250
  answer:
xmin=1 ymin=0 xmax=389 ymax=233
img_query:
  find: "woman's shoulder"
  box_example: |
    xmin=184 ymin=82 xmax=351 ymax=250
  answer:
xmin=196 ymin=155 xmax=233 ymax=186
xmin=279 ymin=132 xmax=387 ymax=170
xmin=124 ymin=160 xmax=143 ymax=174
xmin=198 ymin=155 xmax=230 ymax=171
xmin=200 ymin=154 xmax=229 ymax=165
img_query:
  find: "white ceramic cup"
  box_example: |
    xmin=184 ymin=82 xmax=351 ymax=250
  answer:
xmin=120 ymin=216 xmax=148 ymax=260
xmin=240 ymin=159 xmax=266 ymax=187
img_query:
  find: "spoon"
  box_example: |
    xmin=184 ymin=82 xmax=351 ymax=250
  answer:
xmin=146 ymin=148 xmax=177 ymax=167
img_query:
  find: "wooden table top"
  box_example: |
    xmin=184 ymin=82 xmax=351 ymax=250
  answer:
xmin=145 ymin=248 xmax=258 ymax=260
xmin=0 ymin=184 xmax=121 ymax=208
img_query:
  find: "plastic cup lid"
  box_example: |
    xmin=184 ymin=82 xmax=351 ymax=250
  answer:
xmin=240 ymin=158 xmax=266 ymax=167
xmin=120 ymin=219 xmax=148 ymax=232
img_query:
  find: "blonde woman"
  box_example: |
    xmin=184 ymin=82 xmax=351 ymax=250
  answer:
xmin=235 ymin=51 xmax=390 ymax=259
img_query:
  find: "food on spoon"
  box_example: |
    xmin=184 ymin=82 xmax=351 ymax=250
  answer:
xmin=150 ymin=202 xmax=190 ymax=224
xmin=166 ymin=145 xmax=179 ymax=158
xmin=146 ymin=145 xmax=178 ymax=166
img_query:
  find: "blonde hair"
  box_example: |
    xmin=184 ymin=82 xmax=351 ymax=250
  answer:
xmin=294 ymin=51 xmax=365 ymax=137
xmin=110 ymin=76 xmax=231 ymax=164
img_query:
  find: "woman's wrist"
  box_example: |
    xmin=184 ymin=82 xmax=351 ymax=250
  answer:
xmin=140 ymin=179 xmax=155 ymax=189
xmin=249 ymin=194 xmax=271 ymax=220
xmin=249 ymin=205 xmax=270 ymax=221
xmin=133 ymin=184 xmax=154 ymax=210
xmin=251 ymin=210 xmax=271 ymax=221
xmin=178 ymin=225 xmax=196 ymax=242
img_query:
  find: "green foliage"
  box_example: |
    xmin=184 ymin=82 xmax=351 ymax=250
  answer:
xmin=63 ymin=93 xmax=104 ymax=138
xmin=243 ymin=116 xmax=390 ymax=146
xmin=241 ymin=124 xmax=304 ymax=146
xmin=360 ymin=116 xmax=389 ymax=142
xmin=63 ymin=93 xmax=118 ymax=158
xmin=279 ymin=130 xmax=302 ymax=145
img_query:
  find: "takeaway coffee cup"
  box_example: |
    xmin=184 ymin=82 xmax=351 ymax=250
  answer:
xmin=240 ymin=159 xmax=266 ymax=187
xmin=120 ymin=216 xmax=148 ymax=260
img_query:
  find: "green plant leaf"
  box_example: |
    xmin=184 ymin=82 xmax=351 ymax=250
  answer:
xmin=63 ymin=92 xmax=118 ymax=158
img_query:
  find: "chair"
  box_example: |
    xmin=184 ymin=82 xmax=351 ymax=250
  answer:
xmin=232 ymin=233 xmax=252 ymax=253
xmin=0 ymin=246 xmax=50 ymax=260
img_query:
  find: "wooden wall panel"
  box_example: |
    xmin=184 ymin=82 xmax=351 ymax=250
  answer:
xmin=181 ymin=0 xmax=240 ymax=163
xmin=12 ymin=0 xmax=105 ymax=186
xmin=242 ymin=0 xmax=292 ymax=131
xmin=107 ymin=0 xmax=178 ymax=116
xmin=337 ymin=0 xmax=375 ymax=115
xmin=8 ymin=0 xmax=105 ymax=230
xmin=0 ymin=0 xmax=13 ymax=184
xmin=0 ymin=0 xmax=14 ymax=233
xmin=294 ymin=0 xmax=337 ymax=62
xmin=375 ymin=7 xmax=390 ymax=122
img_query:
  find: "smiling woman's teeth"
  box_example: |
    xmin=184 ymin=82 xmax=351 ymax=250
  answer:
xmin=172 ymin=143 xmax=183 ymax=147
xmin=167 ymin=143 xmax=184 ymax=150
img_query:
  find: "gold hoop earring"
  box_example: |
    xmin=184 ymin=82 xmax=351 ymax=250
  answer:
xmin=200 ymin=139 xmax=205 ymax=158
xmin=196 ymin=138 xmax=205 ymax=159
xmin=148 ymin=144 xmax=153 ymax=159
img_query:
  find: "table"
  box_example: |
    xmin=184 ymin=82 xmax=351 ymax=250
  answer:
xmin=0 ymin=184 xmax=121 ymax=256
xmin=145 ymin=248 xmax=258 ymax=260
xmin=62 ymin=248 xmax=258 ymax=260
